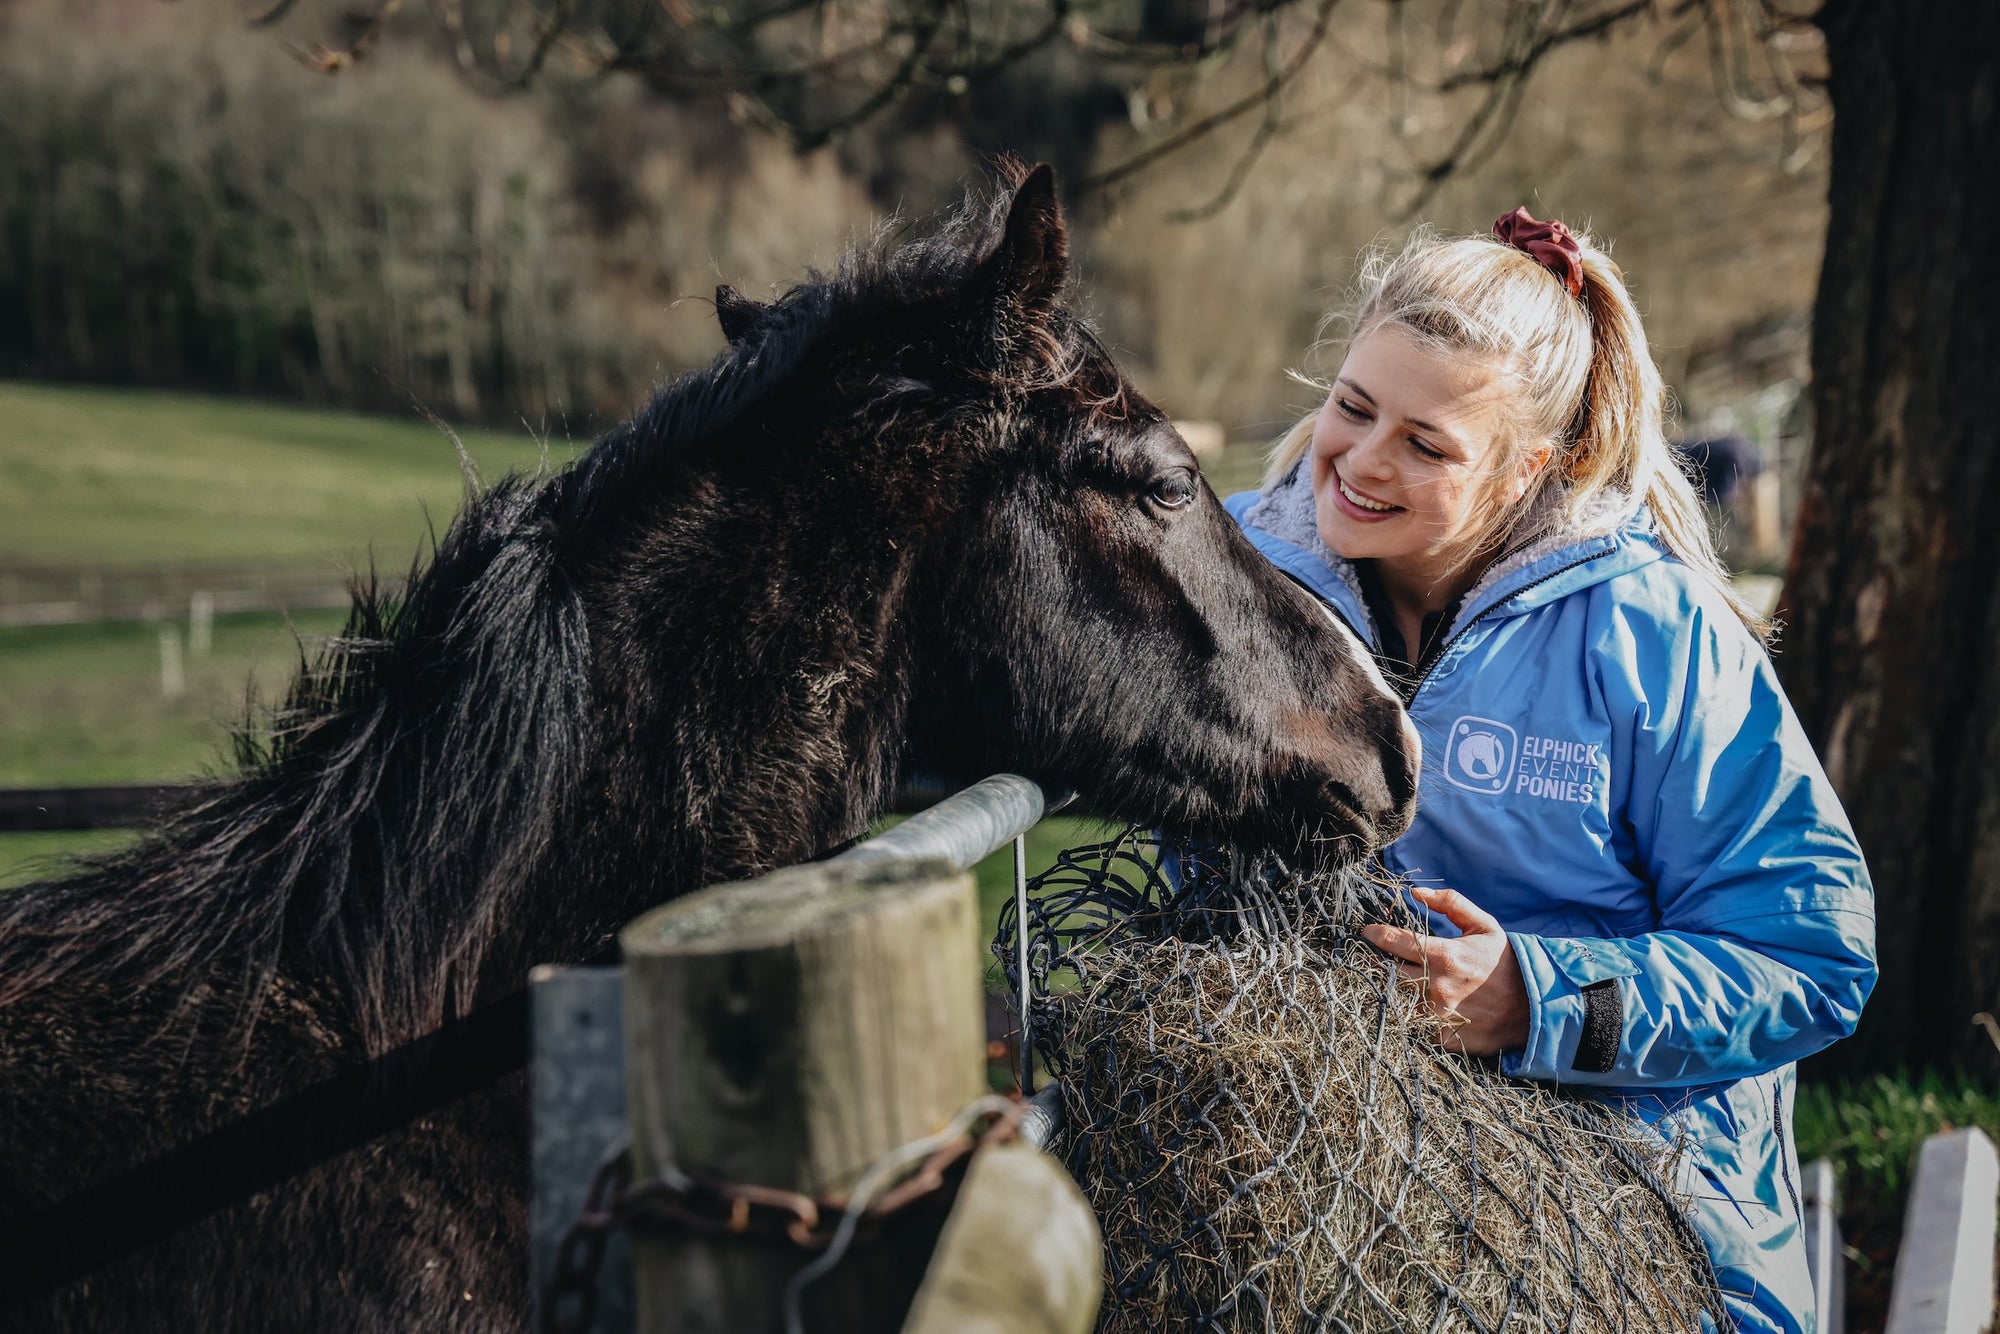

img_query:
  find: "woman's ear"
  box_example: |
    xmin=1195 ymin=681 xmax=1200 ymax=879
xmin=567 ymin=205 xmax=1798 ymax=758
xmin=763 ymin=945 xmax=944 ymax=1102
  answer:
xmin=1513 ymin=442 xmax=1555 ymax=502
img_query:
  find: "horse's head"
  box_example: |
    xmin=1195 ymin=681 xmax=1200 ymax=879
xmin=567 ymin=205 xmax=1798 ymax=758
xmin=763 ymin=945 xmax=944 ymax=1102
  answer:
xmin=895 ymin=166 xmax=1419 ymax=864
xmin=574 ymin=161 xmax=1415 ymax=873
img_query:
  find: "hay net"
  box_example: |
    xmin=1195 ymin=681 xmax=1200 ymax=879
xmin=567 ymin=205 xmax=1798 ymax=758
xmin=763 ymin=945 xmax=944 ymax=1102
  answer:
xmin=993 ymin=831 xmax=1730 ymax=1333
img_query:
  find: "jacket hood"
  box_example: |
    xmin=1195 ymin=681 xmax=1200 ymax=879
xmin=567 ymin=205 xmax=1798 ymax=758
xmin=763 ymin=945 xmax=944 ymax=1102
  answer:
xmin=1230 ymin=458 xmax=1664 ymax=643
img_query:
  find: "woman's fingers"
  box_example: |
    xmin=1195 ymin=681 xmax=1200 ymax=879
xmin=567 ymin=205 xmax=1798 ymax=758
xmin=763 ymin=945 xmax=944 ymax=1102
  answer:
xmin=1411 ymin=885 xmax=1502 ymax=935
xmin=1360 ymin=922 xmax=1426 ymax=965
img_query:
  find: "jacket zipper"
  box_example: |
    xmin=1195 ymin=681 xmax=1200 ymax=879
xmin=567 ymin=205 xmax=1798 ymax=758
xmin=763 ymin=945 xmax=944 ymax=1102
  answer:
xmin=1775 ymin=1080 xmax=1803 ymax=1219
xmin=1401 ymin=551 xmax=1606 ymax=708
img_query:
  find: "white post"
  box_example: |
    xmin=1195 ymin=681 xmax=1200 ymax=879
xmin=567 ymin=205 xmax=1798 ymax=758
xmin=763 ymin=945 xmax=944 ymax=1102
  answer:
xmin=1802 ymin=1157 xmax=1845 ymax=1334
xmin=1884 ymin=1127 xmax=1998 ymax=1334
xmin=189 ymin=590 xmax=215 ymax=656
xmin=1748 ymin=470 xmax=1784 ymax=562
xmin=159 ymin=624 xmax=185 ymax=700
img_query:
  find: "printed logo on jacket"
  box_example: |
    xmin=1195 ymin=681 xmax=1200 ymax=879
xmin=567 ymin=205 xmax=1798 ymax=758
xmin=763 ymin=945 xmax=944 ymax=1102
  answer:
xmin=1445 ymin=716 xmax=1601 ymax=805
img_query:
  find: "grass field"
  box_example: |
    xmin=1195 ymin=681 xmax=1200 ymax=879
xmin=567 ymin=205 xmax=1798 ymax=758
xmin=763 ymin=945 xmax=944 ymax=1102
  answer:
xmin=0 ymin=381 xmax=565 ymax=569
xmin=0 ymin=382 xmax=553 ymax=884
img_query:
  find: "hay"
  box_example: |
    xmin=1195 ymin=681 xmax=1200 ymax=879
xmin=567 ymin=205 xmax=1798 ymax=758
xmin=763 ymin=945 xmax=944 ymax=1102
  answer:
xmin=998 ymin=833 xmax=1728 ymax=1332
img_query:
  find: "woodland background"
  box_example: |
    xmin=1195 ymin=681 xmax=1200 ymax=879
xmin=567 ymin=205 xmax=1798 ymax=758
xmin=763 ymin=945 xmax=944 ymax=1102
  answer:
xmin=0 ymin=2 xmax=1992 ymax=1323
xmin=0 ymin=0 xmax=1823 ymax=449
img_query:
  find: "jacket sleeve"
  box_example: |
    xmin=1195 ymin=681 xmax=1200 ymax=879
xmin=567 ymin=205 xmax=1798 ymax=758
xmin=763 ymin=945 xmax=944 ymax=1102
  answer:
xmin=1500 ymin=589 xmax=1877 ymax=1088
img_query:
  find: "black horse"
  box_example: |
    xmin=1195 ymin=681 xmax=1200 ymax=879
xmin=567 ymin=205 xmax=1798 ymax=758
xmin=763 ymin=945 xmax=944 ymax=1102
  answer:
xmin=0 ymin=162 xmax=1417 ymax=1330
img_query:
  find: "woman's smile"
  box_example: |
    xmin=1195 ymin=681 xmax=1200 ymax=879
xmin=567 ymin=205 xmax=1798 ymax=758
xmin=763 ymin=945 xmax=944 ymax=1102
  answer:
xmin=1330 ymin=465 xmax=1404 ymax=519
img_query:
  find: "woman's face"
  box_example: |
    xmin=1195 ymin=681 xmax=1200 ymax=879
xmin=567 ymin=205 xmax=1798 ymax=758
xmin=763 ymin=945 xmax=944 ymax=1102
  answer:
xmin=1310 ymin=326 xmax=1540 ymax=584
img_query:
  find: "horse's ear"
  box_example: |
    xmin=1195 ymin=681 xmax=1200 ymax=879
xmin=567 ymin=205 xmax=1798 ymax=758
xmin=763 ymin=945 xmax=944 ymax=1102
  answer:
xmin=715 ymin=284 xmax=769 ymax=346
xmin=985 ymin=163 xmax=1068 ymax=316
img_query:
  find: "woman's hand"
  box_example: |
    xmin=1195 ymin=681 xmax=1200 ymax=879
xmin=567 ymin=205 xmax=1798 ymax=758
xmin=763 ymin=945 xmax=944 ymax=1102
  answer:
xmin=1360 ymin=886 xmax=1532 ymax=1056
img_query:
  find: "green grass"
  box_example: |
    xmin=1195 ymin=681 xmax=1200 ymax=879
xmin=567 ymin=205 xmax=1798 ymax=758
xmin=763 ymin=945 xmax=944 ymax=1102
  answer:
xmin=0 ymin=381 xmax=564 ymax=569
xmin=1795 ymin=1070 xmax=2000 ymax=1206
xmin=0 ymin=830 xmax=138 ymax=890
xmin=0 ymin=382 xmax=562 ymax=886
xmin=0 ymin=607 xmax=351 ymax=887
xmin=0 ymin=609 xmax=350 ymax=787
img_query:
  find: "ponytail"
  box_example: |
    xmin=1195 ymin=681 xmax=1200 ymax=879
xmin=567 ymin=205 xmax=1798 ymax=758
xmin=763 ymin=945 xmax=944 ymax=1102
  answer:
xmin=1570 ymin=251 xmax=1771 ymax=639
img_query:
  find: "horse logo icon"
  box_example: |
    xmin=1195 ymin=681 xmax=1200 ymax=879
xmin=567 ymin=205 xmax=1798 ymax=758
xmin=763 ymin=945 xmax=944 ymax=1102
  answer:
xmin=1445 ymin=716 xmax=1517 ymax=795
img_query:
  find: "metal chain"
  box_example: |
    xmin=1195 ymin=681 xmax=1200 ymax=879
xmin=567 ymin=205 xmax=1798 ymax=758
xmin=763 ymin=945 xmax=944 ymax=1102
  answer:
xmin=541 ymin=1097 xmax=1024 ymax=1334
xmin=543 ymin=1140 xmax=632 ymax=1334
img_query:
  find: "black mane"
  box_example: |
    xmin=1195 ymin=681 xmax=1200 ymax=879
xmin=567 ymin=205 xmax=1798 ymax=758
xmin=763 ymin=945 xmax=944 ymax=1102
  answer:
xmin=0 ymin=165 xmax=1088 ymax=1059
xmin=564 ymin=171 xmax=1094 ymax=529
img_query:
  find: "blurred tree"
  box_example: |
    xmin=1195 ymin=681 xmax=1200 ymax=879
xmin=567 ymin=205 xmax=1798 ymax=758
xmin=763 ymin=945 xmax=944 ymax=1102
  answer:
xmin=274 ymin=0 xmax=1746 ymax=215
xmin=1776 ymin=0 xmax=2000 ymax=1074
xmin=278 ymin=0 xmax=2000 ymax=1069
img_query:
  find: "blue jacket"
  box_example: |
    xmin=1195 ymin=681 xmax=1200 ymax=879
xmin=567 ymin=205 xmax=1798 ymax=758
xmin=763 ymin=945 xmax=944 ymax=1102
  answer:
xmin=1229 ymin=471 xmax=1877 ymax=1333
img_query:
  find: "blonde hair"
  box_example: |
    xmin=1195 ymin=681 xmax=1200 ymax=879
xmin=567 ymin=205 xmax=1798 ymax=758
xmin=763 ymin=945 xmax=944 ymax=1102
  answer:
xmin=1265 ymin=225 xmax=1768 ymax=637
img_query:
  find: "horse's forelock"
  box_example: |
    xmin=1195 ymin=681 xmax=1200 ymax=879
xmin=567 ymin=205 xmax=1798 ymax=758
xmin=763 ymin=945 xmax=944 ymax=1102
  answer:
xmin=563 ymin=164 xmax=1097 ymax=527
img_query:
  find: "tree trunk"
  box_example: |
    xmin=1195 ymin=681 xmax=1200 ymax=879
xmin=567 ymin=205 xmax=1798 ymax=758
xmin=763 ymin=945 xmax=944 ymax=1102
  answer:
xmin=1779 ymin=0 xmax=2000 ymax=1073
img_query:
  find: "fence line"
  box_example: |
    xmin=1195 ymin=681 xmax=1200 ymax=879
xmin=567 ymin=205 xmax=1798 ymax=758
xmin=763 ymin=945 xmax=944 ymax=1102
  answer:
xmin=531 ymin=773 xmax=1064 ymax=1333
xmin=0 ymin=784 xmax=201 ymax=833
xmin=0 ymin=561 xmax=383 ymax=628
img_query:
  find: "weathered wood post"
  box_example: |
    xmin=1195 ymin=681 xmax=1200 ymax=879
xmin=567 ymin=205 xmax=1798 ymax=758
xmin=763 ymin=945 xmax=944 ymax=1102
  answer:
xmin=620 ymin=855 xmax=986 ymax=1334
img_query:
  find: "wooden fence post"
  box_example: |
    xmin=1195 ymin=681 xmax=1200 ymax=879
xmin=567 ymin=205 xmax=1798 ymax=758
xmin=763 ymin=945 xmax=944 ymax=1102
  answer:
xmin=620 ymin=855 xmax=986 ymax=1334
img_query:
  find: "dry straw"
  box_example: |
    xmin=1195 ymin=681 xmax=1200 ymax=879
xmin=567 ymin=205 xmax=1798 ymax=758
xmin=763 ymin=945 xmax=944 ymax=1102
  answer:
xmin=997 ymin=833 xmax=1728 ymax=1332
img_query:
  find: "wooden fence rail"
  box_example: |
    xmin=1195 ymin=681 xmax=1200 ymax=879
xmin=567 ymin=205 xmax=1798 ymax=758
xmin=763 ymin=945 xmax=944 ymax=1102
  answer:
xmin=0 ymin=560 xmax=381 ymax=628
xmin=0 ymin=784 xmax=200 ymax=833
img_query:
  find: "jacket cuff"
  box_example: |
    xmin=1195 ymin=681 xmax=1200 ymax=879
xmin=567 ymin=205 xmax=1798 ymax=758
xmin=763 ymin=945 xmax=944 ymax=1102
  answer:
xmin=1501 ymin=932 xmax=1634 ymax=1082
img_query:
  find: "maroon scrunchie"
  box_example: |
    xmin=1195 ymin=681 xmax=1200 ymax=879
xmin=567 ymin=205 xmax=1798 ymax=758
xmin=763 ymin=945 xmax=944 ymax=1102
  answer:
xmin=1493 ymin=207 xmax=1584 ymax=299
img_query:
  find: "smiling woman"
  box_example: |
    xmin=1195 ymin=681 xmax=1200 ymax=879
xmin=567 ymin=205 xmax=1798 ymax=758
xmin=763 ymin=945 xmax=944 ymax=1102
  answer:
xmin=1223 ymin=213 xmax=1877 ymax=1334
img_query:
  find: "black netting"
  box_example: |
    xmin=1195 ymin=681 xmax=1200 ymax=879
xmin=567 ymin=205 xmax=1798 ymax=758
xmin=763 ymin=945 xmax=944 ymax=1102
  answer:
xmin=995 ymin=831 xmax=1730 ymax=1332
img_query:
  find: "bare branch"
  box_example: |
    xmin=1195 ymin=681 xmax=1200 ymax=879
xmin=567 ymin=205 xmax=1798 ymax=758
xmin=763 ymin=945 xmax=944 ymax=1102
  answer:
xmin=1083 ymin=0 xmax=1343 ymax=194
xmin=1435 ymin=0 xmax=1655 ymax=94
xmin=1396 ymin=54 xmax=1528 ymax=217
xmin=1166 ymin=15 xmax=1290 ymax=220
xmin=512 ymin=0 xmax=580 ymax=88
xmin=247 ymin=0 xmax=305 ymax=28
xmin=247 ymin=0 xmax=1824 ymax=227
xmin=285 ymin=0 xmax=405 ymax=74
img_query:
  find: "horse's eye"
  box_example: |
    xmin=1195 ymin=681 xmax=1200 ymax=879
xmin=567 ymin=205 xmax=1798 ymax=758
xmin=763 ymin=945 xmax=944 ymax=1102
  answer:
xmin=1148 ymin=471 xmax=1198 ymax=511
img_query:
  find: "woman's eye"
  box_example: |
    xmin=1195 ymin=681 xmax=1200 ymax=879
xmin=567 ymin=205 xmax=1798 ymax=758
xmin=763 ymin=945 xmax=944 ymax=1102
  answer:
xmin=1335 ymin=397 xmax=1367 ymax=421
xmin=1409 ymin=437 xmax=1447 ymax=462
xmin=1148 ymin=472 xmax=1198 ymax=510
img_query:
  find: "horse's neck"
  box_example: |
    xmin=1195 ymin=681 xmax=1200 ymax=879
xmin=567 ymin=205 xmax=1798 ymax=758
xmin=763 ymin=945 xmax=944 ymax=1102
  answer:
xmin=589 ymin=507 xmax=925 ymax=892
